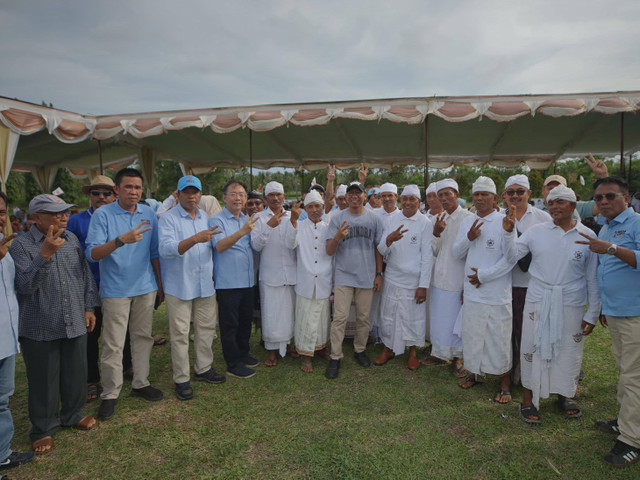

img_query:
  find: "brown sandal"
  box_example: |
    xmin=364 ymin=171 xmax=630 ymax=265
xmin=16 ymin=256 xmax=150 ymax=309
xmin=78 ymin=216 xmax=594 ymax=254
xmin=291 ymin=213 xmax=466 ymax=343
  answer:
xmin=32 ymin=436 xmax=54 ymax=454
xmin=74 ymin=416 xmax=97 ymax=430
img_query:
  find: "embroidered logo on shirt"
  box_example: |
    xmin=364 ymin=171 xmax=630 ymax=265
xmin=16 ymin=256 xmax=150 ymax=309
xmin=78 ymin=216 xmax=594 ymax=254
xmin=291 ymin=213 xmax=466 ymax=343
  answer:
xmin=486 ymin=238 xmax=496 ymax=249
xmin=410 ymin=234 xmax=418 ymax=244
xmin=573 ymin=250 xmax=584 ymax=261
xmin=613 ymin=230 xmax=626 ymax=238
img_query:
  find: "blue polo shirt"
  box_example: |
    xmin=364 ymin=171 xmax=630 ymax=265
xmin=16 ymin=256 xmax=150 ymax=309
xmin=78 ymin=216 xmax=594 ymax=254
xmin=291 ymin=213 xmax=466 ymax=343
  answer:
xmin=67 ymin=207 xmax=100 ymax=286
xmin=597 ymin=207 xmax=640 ymax=316
xmin=85 ymin=201 xmax=159 ymax=298
xmin=209 ymin=208 xmax=254 ymax=290
xmin=158 ymin=204 xmax=215 ymax=300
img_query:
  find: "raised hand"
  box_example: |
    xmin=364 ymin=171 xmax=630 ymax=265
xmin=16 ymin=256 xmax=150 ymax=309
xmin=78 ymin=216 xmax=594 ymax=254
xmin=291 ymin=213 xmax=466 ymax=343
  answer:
xmin=193 ymin=226 xmax=222 ymax=243
xmin=290 ymin=201 xmax=303 ymax=224
xmin=467 ymin=267 xmax=481 ymax=288
xmin=40 ymin=225 xmax=66 ymax=260
xmin=503 ymin=205 xmax=517 ymax=232
xmin=334 ymin=221 xmax=350 ymax=241
xmin=266 ymin=209 xmax=286 ymax=228
xmin=584 ymin=152 xmax=608 ymax=178
xmin=386 ymin=224 xmax=408 ymax=247
xmin=433 ymin=212 xmax=447 ymax=237
xmin=575 ymin=231 xmax=611 ymax=254
xmin=327 ymin=164 xmax=336 ymax=182
xmin=0 ymin=233 xmax=17 ymax=260
xmin=120 ymin=221 xmax=153 ymax=244
xmin=467 ymin=218 xmax=484 ymax=241
xmin=239 ymin=215 xmax=258 ymax=235
xmin=358 ymin=163 xmax=368 ymax=184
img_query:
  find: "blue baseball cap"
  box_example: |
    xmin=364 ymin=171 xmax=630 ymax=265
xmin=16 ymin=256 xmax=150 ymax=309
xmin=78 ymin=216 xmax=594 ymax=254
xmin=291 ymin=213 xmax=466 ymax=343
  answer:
xmin=177 ymin=175 xmax=202 ymax=191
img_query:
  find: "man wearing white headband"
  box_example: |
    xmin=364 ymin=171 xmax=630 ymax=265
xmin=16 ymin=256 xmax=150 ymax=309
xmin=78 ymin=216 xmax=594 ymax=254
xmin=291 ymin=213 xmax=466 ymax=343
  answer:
xmin=374 ymin=185 xmax=434 ymax=370
xmin=452 ymin=176 xmax=518 ymax=391
xmin=423 ymin=182 xmax=443 ymax=221
xmin=422 ymin=179 xmax=472 ymax=378
xmin=251 ymin=181 xmax=297 ymax=366
xmin=514 ymin=184 xmax=600 ymax=425
xmin=284 ymin=190 xmax=333 ymax=373
xmin=496 ymin=174 xmax=551 ymax=405
xmin=334 ymin=184 xmax=348 ymax=211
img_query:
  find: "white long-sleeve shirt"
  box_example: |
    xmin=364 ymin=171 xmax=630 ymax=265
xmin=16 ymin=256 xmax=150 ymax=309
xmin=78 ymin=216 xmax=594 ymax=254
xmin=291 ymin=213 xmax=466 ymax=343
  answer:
xmin=511 ymin=204 xmax=551 ymax=288
xmin=515 ymin=220 xmax=601 ymax=324
xmin=377 ymin=211 xmax=434 ymax=289
xmin=250 ymin=208 xmax=296 ymax=287
xmin=284 ymin=218 xmax=333 ymax=299
xmin=452 ymin=210 xmax=517 ymax=305
xmin=431 ymin=205 xmax=473 ymax=292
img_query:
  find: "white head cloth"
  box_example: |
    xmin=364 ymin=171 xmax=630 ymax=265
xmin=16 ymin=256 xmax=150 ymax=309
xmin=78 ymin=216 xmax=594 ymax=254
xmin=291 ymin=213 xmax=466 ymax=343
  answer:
xmin=304 ymin=189 xmax=324 ymax=206
xmin=426 ymin=182 xmax=438 ymax=195
xmin=436 ymin=179 xmax=459 ymax=193
xmin=401 ymin=184 xmax=421 ymax=199
xmin=380 ymin=182 xmax=398 ymax=195
xmin=336 ymin=184 xmax=347 ymax=198
xmin=546 ymin=184 xmax=576 ymax=202
xmin=505 ymin=174 xmax=530 ymax=190
xmin=472 ymin=176 xmax=497 ymax=194
xmin=265 ymin=181 xmax=284 ymax=195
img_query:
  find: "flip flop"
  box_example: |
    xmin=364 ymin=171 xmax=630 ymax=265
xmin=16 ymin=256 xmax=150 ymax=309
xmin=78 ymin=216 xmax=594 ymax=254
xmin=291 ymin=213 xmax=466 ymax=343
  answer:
xmin=87 ymin=383 xmax=100 ymax=403
xmin=32 ymin=436 xmax=54 ymax=454
xmin=153 ymin=336 xmax=166 ymax=346
xmin=458 ymin=374 xmax=480 ymax=389
xmin=452 ymin=365 xmax=468 ymax=378
xmin=264 ymin=357 xmax=278 ymax=367
xmin=494 ymin=389 xmax=512 ymax=404
xmin=420 ymin=356 xmax=448 ymax=366
xmin=519 ymin=403 xmax=541 ymax=424
xmin=73 ymin=416 xmax=97 ymax=430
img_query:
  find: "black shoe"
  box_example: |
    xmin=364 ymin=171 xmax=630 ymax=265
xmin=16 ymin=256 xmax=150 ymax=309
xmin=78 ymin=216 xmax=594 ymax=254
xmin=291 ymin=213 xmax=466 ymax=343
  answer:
xmin=242 ymin=355 xmax=259 ymax=367
xmin=325 ymin=359 xmax=341 ymax=379
xmin=354 ymin=351 xmax=371 ymax=367
xmin=97 ymin=398 xmax=117 ymax=421
xmin=194 ymin=368 xmax=226 ymax=384
xmin=604 ymin=440 xmax=640 ymax=468
xmin=175 ymin=382 xmax=194 ymax=401
xmin=0 ymin=450 xmax=35 ymax=471
xmin=227 ymin=364 xmax=256 ymax=378
xmin=131 ymin=385 xmax=164 ymax=402
xmin=596 ymin=419 xmax=621 ymax=434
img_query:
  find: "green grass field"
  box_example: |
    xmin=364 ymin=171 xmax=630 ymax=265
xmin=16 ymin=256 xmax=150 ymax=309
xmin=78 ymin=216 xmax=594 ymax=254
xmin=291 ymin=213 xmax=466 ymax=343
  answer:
xmin=6 ymin=306 xmax=638 ymax=480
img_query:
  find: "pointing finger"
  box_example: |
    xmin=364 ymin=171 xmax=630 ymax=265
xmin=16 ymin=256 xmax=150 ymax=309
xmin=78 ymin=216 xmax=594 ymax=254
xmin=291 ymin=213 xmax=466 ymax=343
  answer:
xmin=0 ymin=233 xmax=17 ymax=245
xmin=577 ymin=231 xmax=593 ymax=240
xmin=47 ymin=225 xmax=55 ymax=237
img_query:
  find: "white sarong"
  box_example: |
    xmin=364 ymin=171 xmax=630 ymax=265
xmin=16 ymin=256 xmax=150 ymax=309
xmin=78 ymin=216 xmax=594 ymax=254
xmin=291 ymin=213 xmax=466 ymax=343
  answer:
xmin=260 ymin=283 xmax=295 ymax=357
xmin=461 ymin=300 xmax=512 ymax=376
xmin=294 ymin=292 xmax=330 ymax=356
xmin=429 ymin=287 xmax=463 ymax=361
xmin=521 ymin=301 xmax=585 ymax=408
xmin=379 ymin=282 xmax=427 ymax=355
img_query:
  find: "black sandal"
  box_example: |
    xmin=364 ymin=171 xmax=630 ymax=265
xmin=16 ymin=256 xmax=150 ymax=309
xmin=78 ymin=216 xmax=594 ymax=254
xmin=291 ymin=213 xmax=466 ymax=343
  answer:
xmin=519 ymin=403 xmax=541 ymax=424
xmin=87 ymin=383 xmax=99 ymax=403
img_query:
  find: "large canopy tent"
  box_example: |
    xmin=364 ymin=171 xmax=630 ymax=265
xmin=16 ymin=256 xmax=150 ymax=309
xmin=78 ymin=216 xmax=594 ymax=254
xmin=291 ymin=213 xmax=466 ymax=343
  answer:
xmin=1 ymin=91 xmax=639 ymax=193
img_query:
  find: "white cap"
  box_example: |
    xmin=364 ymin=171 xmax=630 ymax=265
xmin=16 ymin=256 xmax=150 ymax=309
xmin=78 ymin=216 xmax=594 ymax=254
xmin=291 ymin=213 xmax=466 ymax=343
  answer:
xmin=436 ymin=179 xmax=459 ymax=193
xmin=336 ymin=184 xmax=347 ymax=198
xmin=426 ymin=182 xmax=437 ymax=195
xmin=505 ymin=174 xmax=530 ymax=190
xmin=304 ymin=189 xmax=324 ymax=206
xmin=380 ymin=182 xmax=398 ymax=195
xmin=401 ymin=184 xmax=421 ymax=199
xmin=265 ymin=181 xmax=284 ymax=195
xmin=472 ymin=176 xmax=497 ymax=194
xmin=546 ymin=184 xmax=576 ymax=203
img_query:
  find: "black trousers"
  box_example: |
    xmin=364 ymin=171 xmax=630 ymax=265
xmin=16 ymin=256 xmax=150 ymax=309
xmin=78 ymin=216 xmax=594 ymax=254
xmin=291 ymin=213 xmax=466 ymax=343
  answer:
xmin=216 ymin=288 xmax=254 ymax=368
xmin=86 ymin=307 xmax=132 ymax=384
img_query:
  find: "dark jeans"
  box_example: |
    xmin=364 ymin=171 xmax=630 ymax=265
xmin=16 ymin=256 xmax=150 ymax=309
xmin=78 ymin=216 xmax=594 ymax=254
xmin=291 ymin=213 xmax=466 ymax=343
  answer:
xmin=87 ymin=307 xmax=132 ymax=384
xmin=511 ymin=287 xmax=528 ymax=385
xmin=217 ymin=287 xmax=254 ymax=368
xmin=20 ymin=335 xmax=87 ymax=441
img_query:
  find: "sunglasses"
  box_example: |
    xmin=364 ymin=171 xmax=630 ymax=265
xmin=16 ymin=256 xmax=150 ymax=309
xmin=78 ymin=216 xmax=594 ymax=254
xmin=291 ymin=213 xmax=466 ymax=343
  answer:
xmin=594 ymin=192 xmax=625 ymax=202
xmin=505 ymin=189 xmax=527 ymax=196
xmin=90 ymin=190 xmax=114 ymax=197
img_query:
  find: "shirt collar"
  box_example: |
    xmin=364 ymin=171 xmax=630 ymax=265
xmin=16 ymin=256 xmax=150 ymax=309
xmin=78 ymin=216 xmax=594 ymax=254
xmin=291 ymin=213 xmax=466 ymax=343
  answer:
xmin=176 ymin=203 xmax=202 ymax=219
xmin=607 ymin=207 xmax=634 ymax=225
xmin=223 ymin=207 xmax=246 ymax=220
xmin=28 ymin=225 xmax=47 ymax=243
xmin=114 ymin=201 xmax=142 ymax=215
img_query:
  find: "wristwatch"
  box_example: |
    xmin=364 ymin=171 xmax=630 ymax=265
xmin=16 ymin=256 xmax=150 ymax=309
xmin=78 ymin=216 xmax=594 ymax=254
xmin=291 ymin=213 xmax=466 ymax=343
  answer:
xmin=114 ymin=236 xmax=125 ymax=248
xmin=376 ymin=272 xmax=384 ymax=277
xmin=606 ymin=243 xmax=617 ymax=255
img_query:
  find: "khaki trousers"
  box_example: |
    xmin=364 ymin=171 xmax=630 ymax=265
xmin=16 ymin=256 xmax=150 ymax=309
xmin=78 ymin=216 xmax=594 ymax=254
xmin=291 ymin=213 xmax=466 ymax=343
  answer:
xmin=607 ymin=315 xmax=640 ymax=449
xmin=166 ymin=294 xmax=217 ymax=383
xmin=330 ymin=286 xmax=373 ymax=360
xmin=100 ymin=292 xmax=156 ymax=399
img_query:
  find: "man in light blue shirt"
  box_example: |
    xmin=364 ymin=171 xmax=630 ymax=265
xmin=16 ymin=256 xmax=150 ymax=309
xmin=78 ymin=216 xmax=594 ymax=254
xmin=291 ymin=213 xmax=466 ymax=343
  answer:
xmin=86 ymin=168 xmax=164 ymax=421
xmin=210 ymin=180 xmax=258 ymax=379
xmin=159 ymin=175 xmax=225 ymax=400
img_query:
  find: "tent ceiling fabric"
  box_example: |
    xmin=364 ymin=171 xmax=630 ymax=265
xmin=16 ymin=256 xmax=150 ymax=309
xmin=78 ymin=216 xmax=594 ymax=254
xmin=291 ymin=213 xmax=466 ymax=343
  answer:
xmin=2 ymin=92 xmax=640 ymax=175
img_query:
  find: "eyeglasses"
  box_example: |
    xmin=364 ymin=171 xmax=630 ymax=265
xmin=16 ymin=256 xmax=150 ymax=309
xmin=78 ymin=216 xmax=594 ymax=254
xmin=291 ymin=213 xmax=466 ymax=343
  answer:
xmin=594 ymin=193 xmax=625 ymax=202
xmin=225 ymin=192 xmax=247 ymax=198
xmin=38 ymin=210 xmax=71 ymax=218
xmin=90 ymin=190 xmax=113 ymax=197
xmin=505 ymin=189 xmax=527 ymax=196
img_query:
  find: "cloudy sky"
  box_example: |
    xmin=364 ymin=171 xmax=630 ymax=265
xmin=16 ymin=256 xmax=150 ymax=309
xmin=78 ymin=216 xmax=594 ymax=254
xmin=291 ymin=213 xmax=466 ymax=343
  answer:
xmin=1 ymin=0 xmax=639 ymax=115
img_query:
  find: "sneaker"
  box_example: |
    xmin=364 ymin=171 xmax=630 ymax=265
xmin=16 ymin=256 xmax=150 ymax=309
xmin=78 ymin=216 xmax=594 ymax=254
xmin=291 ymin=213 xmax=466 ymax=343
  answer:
xmin=131 ymin=385 xmax=164 ymax=402
xmin=194 ymin=368 xmax=226 ymax=384
xmin=0 ymin=451 xmax=35 ymax=471
xmin=227 ymin=364 xmax=256 ymax=378
xmin=175 ymin=382 xmax=194 ymax=401
xmin=354 ymin=351 xmax=371 ymax=367
xmin=604 ymin=440 xmax=640 ymax=468
xmin=595 ymin=419 xmax=621 ymax=434
xmin=242 ymin=355 xmax=259 ymax=367
xmin=97 ymin=399 xmax=117 ymax=421
xmin=325 ymin=359 xmax=341 ymax=379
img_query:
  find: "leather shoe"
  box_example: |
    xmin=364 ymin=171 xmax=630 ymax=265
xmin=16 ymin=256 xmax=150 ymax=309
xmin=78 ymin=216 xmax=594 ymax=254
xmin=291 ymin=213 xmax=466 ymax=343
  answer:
xmin=354 ymin=351 xmax=371 ymax=367
xmin=97 ymin=399 xmax=117 ymax=421
xmin=373 ymin=347 xmax=395 ymax=366
xmin=131 ymin=385 xmax=164 ymax=402
xmin=325 ymin=359 xmax=340 ymax=379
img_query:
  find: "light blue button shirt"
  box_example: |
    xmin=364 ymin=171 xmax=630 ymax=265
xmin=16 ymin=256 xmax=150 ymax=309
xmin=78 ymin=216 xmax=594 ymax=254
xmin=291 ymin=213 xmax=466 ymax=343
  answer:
xmin=159 ymin=204 xmax=214 ymax=301
xmin=0 ymin=245 xmax=19 ymax=360
xmin=597 ymin=207 xmax=640 ymax=316
xmin=86 ymin=202 xmax=159 ymax=298
xmin=209 ymin=208 xmax=254 ymax=290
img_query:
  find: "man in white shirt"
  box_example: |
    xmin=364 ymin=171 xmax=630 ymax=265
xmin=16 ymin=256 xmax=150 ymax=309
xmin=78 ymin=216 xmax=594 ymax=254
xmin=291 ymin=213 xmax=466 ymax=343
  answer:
xmin=251 ymin=181 xmax=297 ymax=367
xmin=285 ymin=190 xmax=333 ymax=373
xmin=453 ymin=176 xmax=517 ymax=390
xmin=422 ymin=179 xmax=472 ymax=378
xmin=374 ymin=185 xmax=434 ymax=370
xmin=424 ymin=182 xmax=443 ymax=221
xmin=515 ymin=185 xmax=600 ymax=424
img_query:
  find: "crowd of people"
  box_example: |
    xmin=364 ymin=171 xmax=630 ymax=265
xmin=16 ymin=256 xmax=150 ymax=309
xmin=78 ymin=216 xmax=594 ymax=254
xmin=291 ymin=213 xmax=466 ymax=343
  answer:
xmin=1 ymin=156 xmax=639 ymax=475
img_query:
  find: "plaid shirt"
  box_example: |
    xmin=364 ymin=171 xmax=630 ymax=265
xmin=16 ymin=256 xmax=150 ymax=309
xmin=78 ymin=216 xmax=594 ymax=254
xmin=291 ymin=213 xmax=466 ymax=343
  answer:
xmin=9 ymin=226 xmax=100 ymax=341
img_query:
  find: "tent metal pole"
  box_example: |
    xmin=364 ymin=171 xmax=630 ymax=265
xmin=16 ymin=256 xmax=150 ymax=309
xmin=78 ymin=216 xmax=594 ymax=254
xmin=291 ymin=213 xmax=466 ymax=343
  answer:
xmin=628 ymin=154 xmax=632 ymax=183
xmin=620 ymin=113 xmax=625 ymax=177
xmin=249 ymin=130 xmax=253 ymax=191
xmin=424 ymin=115 xmax=429 ymax=188
xmin=97 ymin=140 xmax=104 ymax=174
